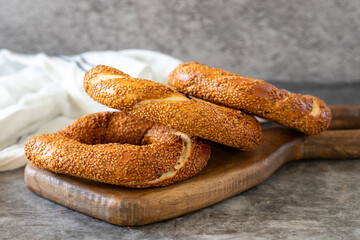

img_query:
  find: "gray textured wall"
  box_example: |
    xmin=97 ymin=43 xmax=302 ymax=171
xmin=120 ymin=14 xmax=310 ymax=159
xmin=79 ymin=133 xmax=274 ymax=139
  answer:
xmin=0 ymin=0 xmax=359 ymax=83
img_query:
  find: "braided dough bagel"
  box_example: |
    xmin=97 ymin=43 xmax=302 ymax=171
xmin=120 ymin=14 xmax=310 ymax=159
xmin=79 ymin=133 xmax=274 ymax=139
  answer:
xmin=83 ymin=65 xmax=262 ymax=150
xmin=25 ymin=111 xmax=211 ymax=188
xmin=168 ymin=62 xmax=332 ymax=135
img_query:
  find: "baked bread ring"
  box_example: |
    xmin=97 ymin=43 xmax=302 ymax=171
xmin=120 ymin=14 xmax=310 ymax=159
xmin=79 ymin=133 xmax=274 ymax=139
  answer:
xmin=83 ymin=65 xmax=262 ymax=150
xmin=168 ymin=62 xmax=332 ymax=135
xmin=24 ymin=111 xmax=211 ymax=188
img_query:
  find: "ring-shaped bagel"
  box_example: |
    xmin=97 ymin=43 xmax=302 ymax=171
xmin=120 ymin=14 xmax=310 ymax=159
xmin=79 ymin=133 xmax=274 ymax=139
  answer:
xmin=83 ymin=65 xmax=262 ymax=150
xmin=25 ymin=112 xmax=211 ymax=188
xmin=168 ymin=62 xmax=332 ymax=135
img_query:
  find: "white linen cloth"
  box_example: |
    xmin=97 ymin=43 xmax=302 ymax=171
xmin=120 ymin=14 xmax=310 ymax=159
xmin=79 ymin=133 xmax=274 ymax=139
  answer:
xmin=0 ymin=49 xmax=182 ymax=171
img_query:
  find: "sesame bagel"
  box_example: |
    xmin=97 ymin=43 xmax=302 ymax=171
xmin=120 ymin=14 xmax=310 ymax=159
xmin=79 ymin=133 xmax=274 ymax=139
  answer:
xmin=168 ymin=62 xmax=332 ymax=135
xmin=84 ymin=65 xmax=262 ymax=150
xmin=24 ymin=111 xmax=211 ymax=188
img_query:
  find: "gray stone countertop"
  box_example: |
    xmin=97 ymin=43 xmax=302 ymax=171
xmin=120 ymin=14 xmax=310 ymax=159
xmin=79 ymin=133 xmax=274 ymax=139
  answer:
xmin=1 ymin=83 xmax=359 ymax=240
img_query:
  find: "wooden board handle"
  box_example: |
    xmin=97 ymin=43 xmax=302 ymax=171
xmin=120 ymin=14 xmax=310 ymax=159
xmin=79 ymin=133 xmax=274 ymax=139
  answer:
xmin=302 ymin=129 xmax=360 ymax=159
xmin=301 ymin=105 xmax=360 ymax=159
xmin=329 ymin=105 xmax=360 ymax=130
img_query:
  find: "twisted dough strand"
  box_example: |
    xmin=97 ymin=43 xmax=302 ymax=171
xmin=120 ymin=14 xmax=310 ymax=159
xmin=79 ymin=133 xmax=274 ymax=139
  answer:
xmin=168 ymin=62 xmax=332 ymax=135
xmin=84 ymin=65 xmax=262 ymax=150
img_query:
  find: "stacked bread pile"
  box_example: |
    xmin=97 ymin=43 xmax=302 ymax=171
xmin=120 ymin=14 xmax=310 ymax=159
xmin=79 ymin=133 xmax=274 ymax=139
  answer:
xmin=25 ymin=62 xmax=331 ymax=188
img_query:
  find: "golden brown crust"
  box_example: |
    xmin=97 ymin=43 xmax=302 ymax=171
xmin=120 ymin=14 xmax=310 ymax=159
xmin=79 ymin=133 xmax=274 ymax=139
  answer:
xmin=84 ymin=65 xmax=262 ymax=150
xmin=168 ymin=62 xmax=332 ymax=135
xmin=24 ymin=112 xmax=211 ymax=188
xmin=84 ymin=65 xmax=187 ymax=111
xmin=132 ymin=99 xmax=262 ymax=151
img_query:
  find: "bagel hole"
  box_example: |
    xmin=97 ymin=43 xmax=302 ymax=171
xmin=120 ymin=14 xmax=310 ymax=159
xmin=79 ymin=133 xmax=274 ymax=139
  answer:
xmin=80 ymin=136 xmax=150 ymax=146
xmin=62 ymin=112 xmax=178 ymax=146
xmin=64 ymin=130 xmax=151 ymax=146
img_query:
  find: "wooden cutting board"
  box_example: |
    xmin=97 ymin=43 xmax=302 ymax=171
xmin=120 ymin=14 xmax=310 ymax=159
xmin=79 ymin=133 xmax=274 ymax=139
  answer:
xmin=24 ymin=105 xmax=360 ymax=226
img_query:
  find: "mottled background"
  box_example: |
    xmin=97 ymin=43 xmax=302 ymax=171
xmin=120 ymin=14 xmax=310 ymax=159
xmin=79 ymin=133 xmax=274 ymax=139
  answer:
xmin=0 ymin=0 xmax=359 ymax=83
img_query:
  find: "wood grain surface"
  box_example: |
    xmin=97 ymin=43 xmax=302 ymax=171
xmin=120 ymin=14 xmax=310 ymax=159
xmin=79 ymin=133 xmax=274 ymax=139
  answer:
xmin=24 ymin=105 xmax=360 ymax=226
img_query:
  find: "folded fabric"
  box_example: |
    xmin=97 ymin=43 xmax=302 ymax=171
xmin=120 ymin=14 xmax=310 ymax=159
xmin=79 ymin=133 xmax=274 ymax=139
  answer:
xmin=0 ymin=49 xmax=182 ymax=171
